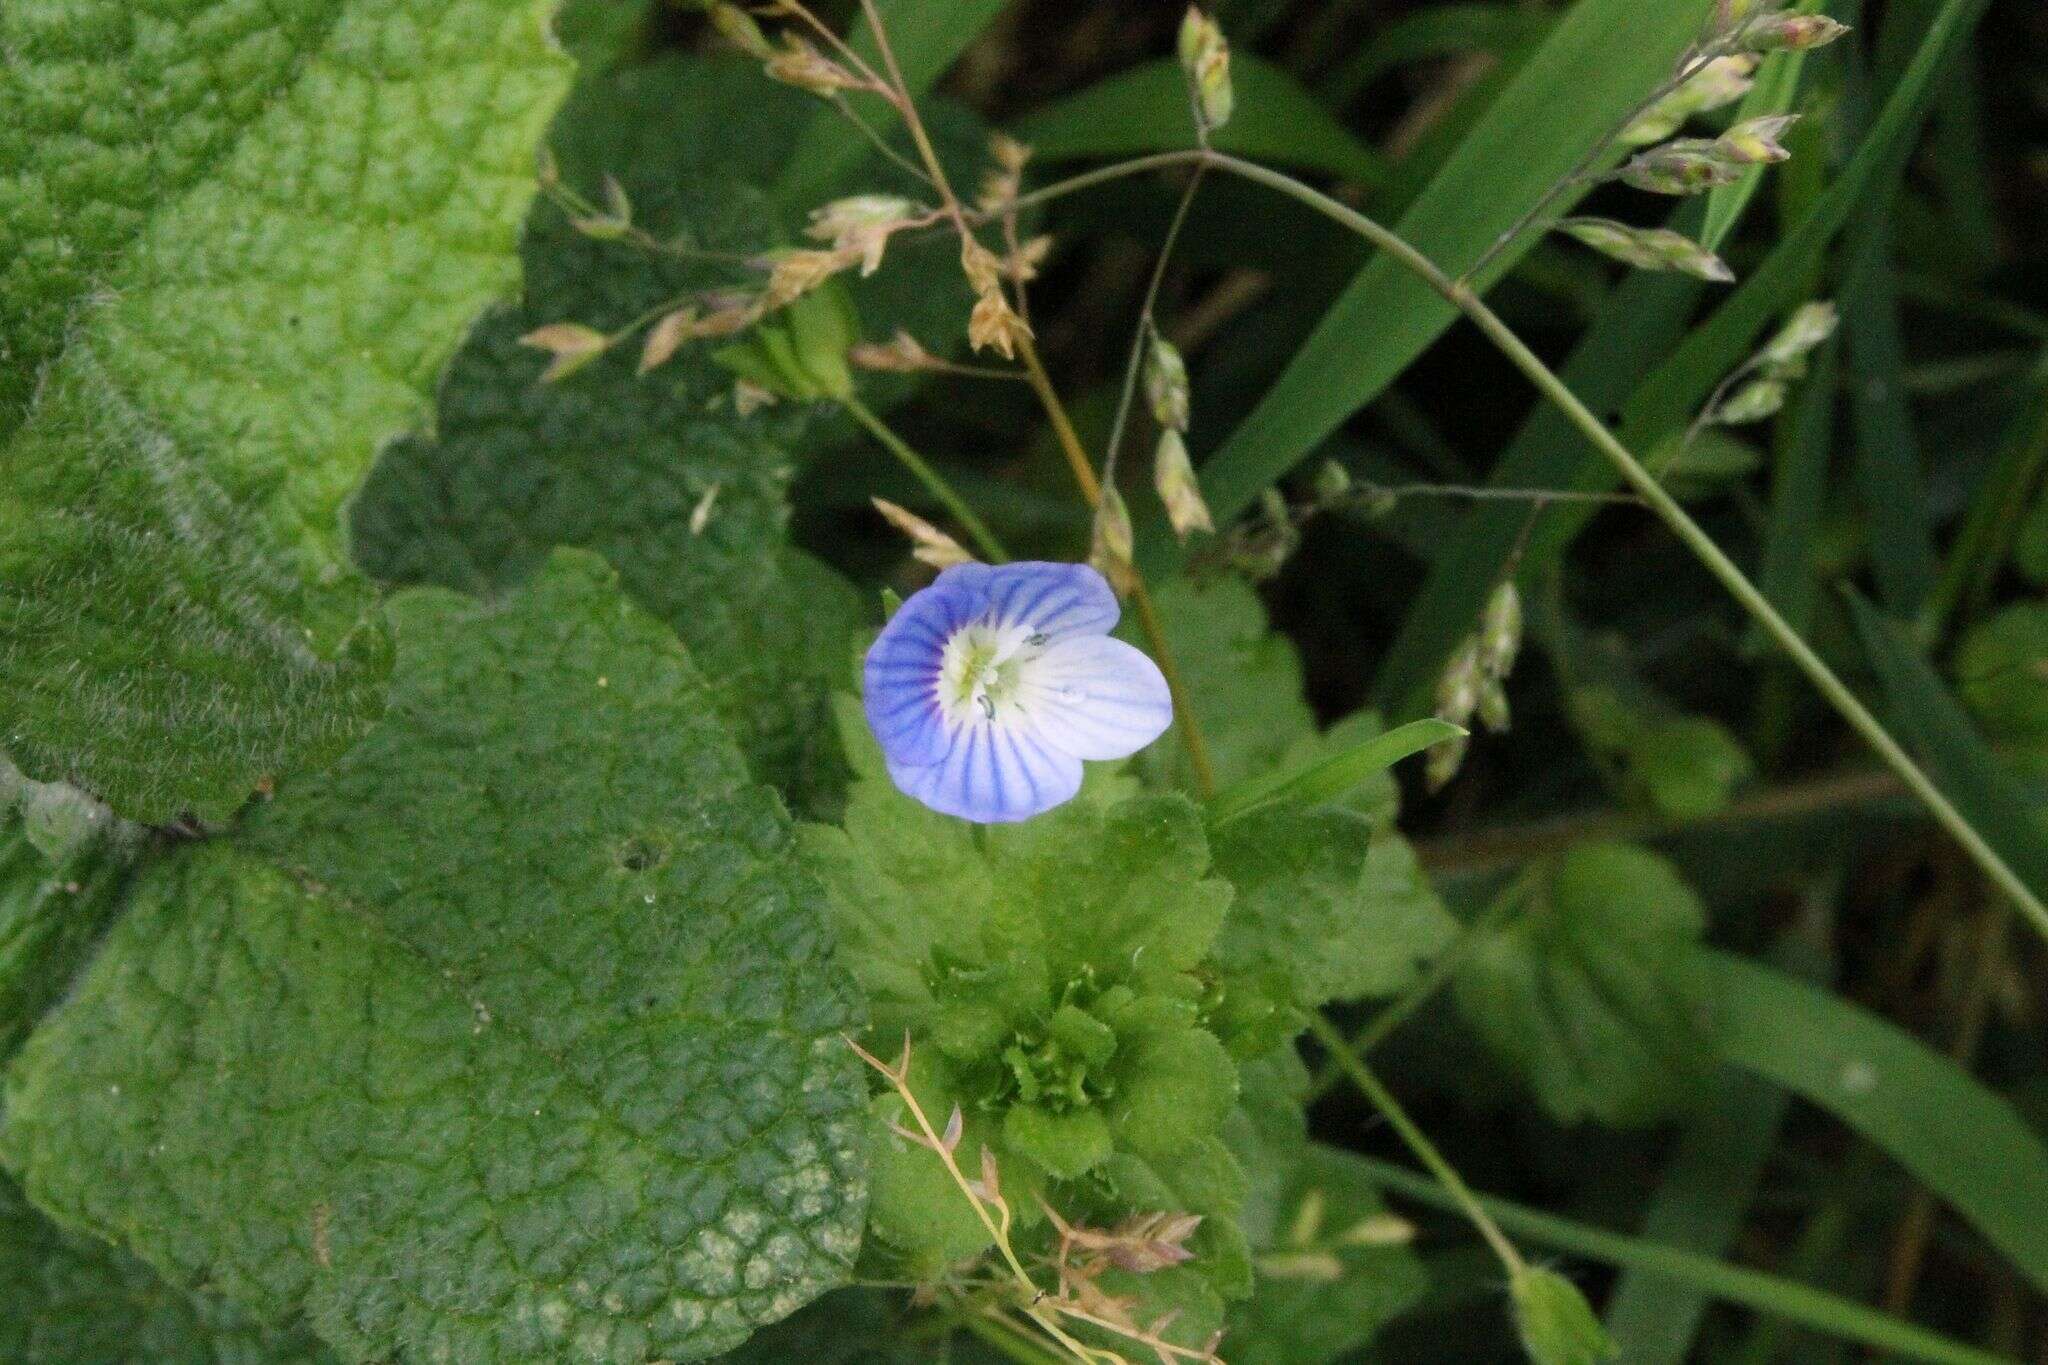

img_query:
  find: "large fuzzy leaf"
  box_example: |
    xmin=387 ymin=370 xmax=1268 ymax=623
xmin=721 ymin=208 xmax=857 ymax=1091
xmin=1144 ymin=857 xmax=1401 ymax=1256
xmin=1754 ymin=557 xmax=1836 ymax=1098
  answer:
xmin=0 ymin=0 xmax=572 ymax=822
xmin=1 ymin=552 xmax=868 ymax=1363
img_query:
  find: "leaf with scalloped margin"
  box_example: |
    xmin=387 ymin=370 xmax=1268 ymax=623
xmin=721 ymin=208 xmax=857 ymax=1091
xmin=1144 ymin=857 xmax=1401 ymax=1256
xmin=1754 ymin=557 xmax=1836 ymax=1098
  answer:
xmin=1452 ymin=843 xmax=1717 ymax=1127
xmin=1211 ymin=806 xmax=1454 ymax=1009
xmin=0 ymin=1173 xmax=337 ymax=1365
xmin=0 ymin=0 xmax=572 ymax=823
xmin=350 ymin=56 xmax=993 ymax=809
xmin=1 ymin=550 xmax=867 ymax=1363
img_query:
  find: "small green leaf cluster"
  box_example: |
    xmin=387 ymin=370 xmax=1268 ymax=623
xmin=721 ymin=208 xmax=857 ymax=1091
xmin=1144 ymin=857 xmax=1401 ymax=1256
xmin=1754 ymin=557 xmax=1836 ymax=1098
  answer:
xmin=805 ymin=703 xmax=1246 ymax=1292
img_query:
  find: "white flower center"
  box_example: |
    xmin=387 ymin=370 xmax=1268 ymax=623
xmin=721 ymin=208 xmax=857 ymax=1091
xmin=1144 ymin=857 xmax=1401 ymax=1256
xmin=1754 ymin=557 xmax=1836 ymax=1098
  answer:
xmin=937 ymin=619 xmax=1049 ymax=726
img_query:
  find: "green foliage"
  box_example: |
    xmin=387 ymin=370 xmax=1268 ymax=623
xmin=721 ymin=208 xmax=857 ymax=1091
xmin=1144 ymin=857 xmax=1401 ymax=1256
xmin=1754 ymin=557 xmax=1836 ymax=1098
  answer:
xmin=806 ymin=704 xmax=1244 ymax=1281
xmin=1954 ymin=602 xmax=2048 ymax=745
xmin=0 ymin=0 xmax=571 ymax=822
xmin=1 ymin=552 xmax=867 ymax=1362
xmin=0 ymin=814 xmax=138 ymax=1064
xmin=1127 ymin=577 xmax=1317 ymax=792
xmin=350 ymin=55 xmax=871 ymax=808
xmin=0 ymin=1174 xmax=336 ymax=1365
xmin=1453 ymin=844 xmax=1716 ymax=1126
xmin=1224 ymin=1144 xmax=1428 ymax=1365
xmin=1512 ymin=1266 xmax=1618 ymax=1364
xmin=1018 ymin=54 xmax=1386 ymax=185
xmin=1210 ymin=804 xmax=1454 ymax=1010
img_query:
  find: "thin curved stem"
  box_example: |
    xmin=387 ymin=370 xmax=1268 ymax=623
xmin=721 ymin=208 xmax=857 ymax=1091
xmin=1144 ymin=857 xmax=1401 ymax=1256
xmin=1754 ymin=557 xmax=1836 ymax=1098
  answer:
xmin=1025 ymin=148 xmax=2047 ymax=940
xmin=1103 ymin=166 xmax=1206 ymax=486
xmin=842 ymin=394 xmax=1009 ymax=563
xmin=1014 ymin=332 xmax=1221 ymax=798
xmin=1306 ymin=1013 xmax=1526 ymax=1277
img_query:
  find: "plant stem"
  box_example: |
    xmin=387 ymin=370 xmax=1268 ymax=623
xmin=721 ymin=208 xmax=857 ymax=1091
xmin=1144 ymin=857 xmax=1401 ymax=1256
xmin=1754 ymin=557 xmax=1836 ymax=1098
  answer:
xmin=1014 ymin=333 xmax=1220 ymax=797
xmin=842 ymin=394 xmax=1009 ymax=563
xmin=1305 ymin=1012 xmax=1525 ymax=1277
xmin=1307 ymin=884 xmax=1526 ymax=1099
xmin=1354 ymin=1155 xmax=2011 ymax=1365
xmin=1018 ymin=146 xmax=2047 ymax=941
xmin=1103 ymin=166 xmax=1206 ymax=485
xmin=1417 ymin=762 xmax=1913 ymax=880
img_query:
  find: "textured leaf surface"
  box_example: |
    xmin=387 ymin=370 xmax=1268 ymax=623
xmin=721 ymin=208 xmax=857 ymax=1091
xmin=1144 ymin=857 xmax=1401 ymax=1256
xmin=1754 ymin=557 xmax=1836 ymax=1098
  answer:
xmin=1453 ymin=843 xmax=1715 ymax=1127
xmin=0 ymin=0 xmax=572 ymax=822
xmin=0 ymin=1174 xmax=335 ymax=1365
xmin=351 ymin=55 xmax=905 ymax=807
xmin=1211 ymin=806 xmax=1453 ymax=1008
xmin=1 ymin=551 xmax=867 ymax=1363
xmin=0 ymin=814 xmax=138 ymax=1064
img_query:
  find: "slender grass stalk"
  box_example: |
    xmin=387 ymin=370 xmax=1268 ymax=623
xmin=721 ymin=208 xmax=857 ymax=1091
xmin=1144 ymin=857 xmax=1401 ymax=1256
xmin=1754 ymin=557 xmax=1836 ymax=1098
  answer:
xmin=1014 ymin=332 xmax=1222 ymax=798
xmin=1355 ymin=1155 xmax=2011 ymax=1365
xmin=1006 ymin=144 xmax=2048 ymax=941
xmin=841 ymin=394 xmax=1009 ymax=563
xmin=1305 ymin=1013 xmax=1526 ymax=1277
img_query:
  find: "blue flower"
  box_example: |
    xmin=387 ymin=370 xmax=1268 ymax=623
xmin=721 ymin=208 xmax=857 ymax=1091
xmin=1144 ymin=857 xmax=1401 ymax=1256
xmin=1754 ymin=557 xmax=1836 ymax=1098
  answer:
xmin=864 ymin=562 xmax=1173 ymax=822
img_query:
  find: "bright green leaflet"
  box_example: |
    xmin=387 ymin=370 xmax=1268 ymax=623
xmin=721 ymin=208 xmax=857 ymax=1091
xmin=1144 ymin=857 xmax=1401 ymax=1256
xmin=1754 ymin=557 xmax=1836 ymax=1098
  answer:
xmin=805 ymin=703 xmax=1246 ymax=1314
xmin=1122 ymin=577 xmax=1318 ymax=793
xmin=1183 ymin=0 xmax=1716 ymax=538
xmin=1 ymin=552 xmax=868 ymax=1363
xmin=1693 ymin=949 xmax=2048 ymax=1295
xmin=1954 ymin=603 xmax=2048 ymax=743
xmin=1452 ymin=843 xmax=1716 ymax=1127
xmin=1207 ymin=717 xmax=1462 ymax=824
xmin=1015 ymin=55 xmax=1387 ymax=186
xmin=0 ymin=0 xmax=572 ymax=823
xmin=0 ymin=1174 xmax=336 ymax=1365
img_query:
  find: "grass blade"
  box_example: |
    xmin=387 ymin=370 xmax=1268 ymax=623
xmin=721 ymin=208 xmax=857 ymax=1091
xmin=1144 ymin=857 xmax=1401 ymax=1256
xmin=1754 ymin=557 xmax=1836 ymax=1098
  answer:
xmin=1616 ymin=0 xmax=1993 ymax=461
xmin=1188 ymin=0 xmax=1717 ymax=534
xmin=1846 ymin=593 xmax=2048 ymax=907
xmin=1601 ymin=1070 xmax=1791 ymax=1363
xmin=1697 ymin=947 xmax=2048 ymax=1294
xmin=1208 ymin=718 xmax=1464 ymax=824
xmin=1843 ymin=214 xmax=1940 ymax=620
xmin=1370 ymin=0 xmax=1989 ymax=714
xmin=1016 ymin=55 xmax=1386 ymax=186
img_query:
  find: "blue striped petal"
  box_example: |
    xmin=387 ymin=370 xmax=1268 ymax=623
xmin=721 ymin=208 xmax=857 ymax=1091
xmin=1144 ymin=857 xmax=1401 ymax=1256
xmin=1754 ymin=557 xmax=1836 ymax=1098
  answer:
xmin=886 ymin=719 xmax=1082 ymax=823
xmin=1014 ymin=636 xmax=1173 ymax=760
xmin=934 ymin=561 xmax=1119 ymax=641
xmin=863 ymin=578 xmax=987 ymax=767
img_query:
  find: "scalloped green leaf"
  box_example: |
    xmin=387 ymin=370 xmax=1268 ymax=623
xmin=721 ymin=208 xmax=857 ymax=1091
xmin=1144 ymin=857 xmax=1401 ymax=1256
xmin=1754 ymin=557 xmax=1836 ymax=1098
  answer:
xmin=1124 ymin=578 xmax=1318 ymax=794
xmin=0 ymin=0 xmax=573 ymax=823
xmin=1 ymin=551 xmax=867 ymax=1363
xmin=1453 ymin=843 xmax=1716 ymax=1127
